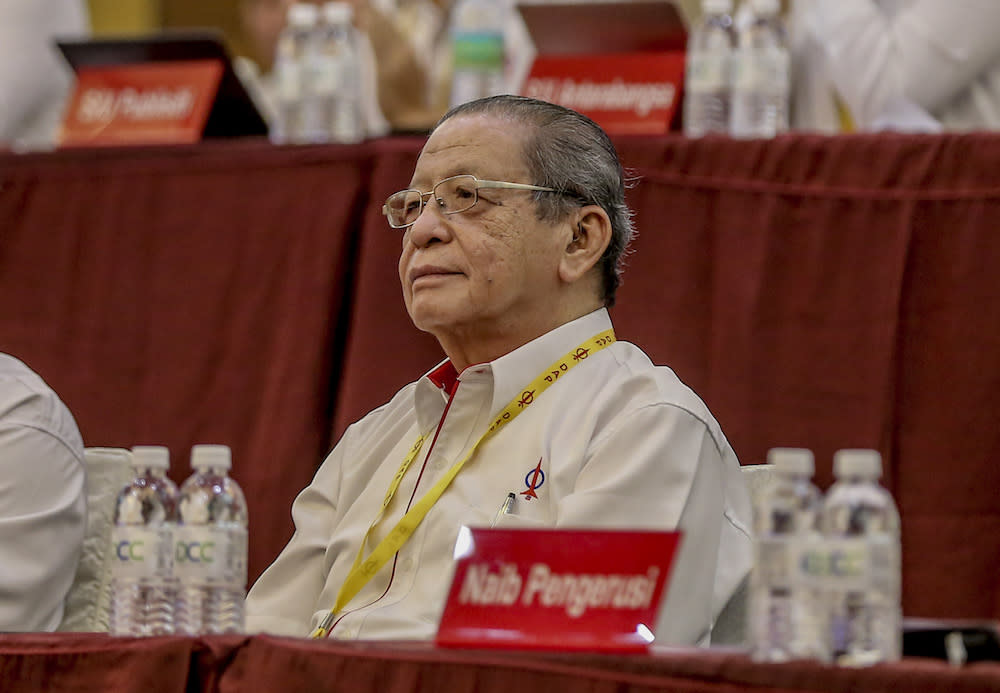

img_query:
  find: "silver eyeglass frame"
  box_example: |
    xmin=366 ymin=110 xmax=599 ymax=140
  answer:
xmin=381 ymin=174 xmax=560 ymax=229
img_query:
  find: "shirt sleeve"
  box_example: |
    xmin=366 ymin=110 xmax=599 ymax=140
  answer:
xmin=809 ymin=0 xmax=1000 ymax=126
xmin=552 ymin=402 xmax=749 ymax=645
xmin=244 ymin=440 xmax=345 ymax=636
xmin=0 ymin=422 xmax=86 ymax=631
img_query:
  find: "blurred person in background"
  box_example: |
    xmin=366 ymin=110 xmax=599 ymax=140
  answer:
xmin=0 ymin=353 xmax=86 ymax=631
xmin=238 ymin=0 xmax=435 ymax=135
xmin=0 ymin=0 xmax=90 ymax=151
xmin=237 ymin=0 xmax=390 ymax=136
xmin=789 ymin=0 xmax=1000 ymax=132
xmin=236 ymin=0 xmax=534 ymax=134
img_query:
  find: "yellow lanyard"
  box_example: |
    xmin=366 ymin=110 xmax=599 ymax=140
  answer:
xmin=310 ymin=328 xmax=617 ymax=638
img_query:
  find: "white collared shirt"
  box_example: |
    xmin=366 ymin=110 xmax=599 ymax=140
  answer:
xmin=0 ymin=353 xmax=86 ymax=631
xmin=246 ymin=308 xmax=752 ymax=645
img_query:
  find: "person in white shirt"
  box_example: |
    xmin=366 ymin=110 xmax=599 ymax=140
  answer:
xmin=246 ymin=94 xmax=752 ymax=645
xmin=789 ymin=0 xmax=1000 ymax=132
xmin=0 ymin=353 xmax=86 ymax=631
xmin=0 ymin=0 xmax=89 ymax=150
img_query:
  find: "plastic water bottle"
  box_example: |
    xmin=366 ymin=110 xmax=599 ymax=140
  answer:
xmin=109 ymin=445 xmax=179 ymax=636
xmin=175 ymin=444 xmax=248 ymax=635
xmin=301 ymin=2 xmax=364 ymax=143
xmin=271 ymin=3 xmax=318 ymax=144
xmin=750 ymin=448 xmax=828 ymax=661
xmin=821 ymin=449 xmax=902 ymax=666
xmin=448 ymin=0 xmax=507 ymax=107
xmin=683 ymin=0 xmax=735 ymax=137
xmin=730 ymin=0 xmax=789 ymax=138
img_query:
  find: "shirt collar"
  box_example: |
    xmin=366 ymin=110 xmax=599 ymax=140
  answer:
xmin=413 ymin=308 xmax=614 ymax=428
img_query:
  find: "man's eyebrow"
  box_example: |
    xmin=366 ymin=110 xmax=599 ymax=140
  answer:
xmin=409 ymin=170 xmax=476 ymax=190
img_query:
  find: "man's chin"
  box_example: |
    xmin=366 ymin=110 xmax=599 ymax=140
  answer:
xmin=407 ymin=301 xmax=476 ymax=337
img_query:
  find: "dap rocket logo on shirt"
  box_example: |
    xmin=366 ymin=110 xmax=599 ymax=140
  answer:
xmin=521 ymin=458 xmax=546 ymax=499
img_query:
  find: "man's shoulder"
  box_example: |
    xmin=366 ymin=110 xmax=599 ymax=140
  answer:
xmin=601 ymin=341 xmax=715 ymax=417
xmin=574 ymin=341 xmax=733 ymax=456
xmin=336 ymin=379 xmax=422 ymax=449
xmin=0 ymin=354 xmax=74 ymax=430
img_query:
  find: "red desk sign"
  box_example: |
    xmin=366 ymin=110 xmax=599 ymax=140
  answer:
xmin=437 ymin=527 xmax=681 ymax=652
xmin=59 ymin=60 xmax=223 ymax=147
xmin=521 ymin=52 xmax=685 ymax=135
xmin=515 ymin=1 xmax=687 ymax=134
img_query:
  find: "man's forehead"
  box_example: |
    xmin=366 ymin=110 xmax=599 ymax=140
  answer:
xmin=409 ymin=116 xmax=529 ymax=187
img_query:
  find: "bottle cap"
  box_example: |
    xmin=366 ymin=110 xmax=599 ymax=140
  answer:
xmin=287 ymin=2 xmax=319 ymax=27
xmin=191 ymin=444 xmax=232 ymax=471
xmin=131 ymin=445 xmax=170 ymax=471
xmin=323 ymin=1 xmax=353 ymax=24
xmin=749 ymin=0 xmax=780 ymax=15
xmin=833 ymin=448 xmax=882 ymax=479
xmin=766 ymin=447 xmax=814 ymax=476
xmin=702 ymin=0 xmax=733 ymax=14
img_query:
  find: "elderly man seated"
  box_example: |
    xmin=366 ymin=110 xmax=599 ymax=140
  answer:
xmin=246 ymin=95 xmax=752 ymax=645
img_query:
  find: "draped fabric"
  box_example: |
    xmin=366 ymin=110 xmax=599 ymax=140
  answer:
xmin=0 ymin=141 xmax=366 ymax=585
xmin=1 ymin=133 xmax=998 ymax=620
xmin=1 ymin=633 xmax=999 ymax=693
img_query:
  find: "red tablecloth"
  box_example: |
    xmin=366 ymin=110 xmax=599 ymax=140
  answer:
xmin=2 ymin=633 xmax=1000 ymax=693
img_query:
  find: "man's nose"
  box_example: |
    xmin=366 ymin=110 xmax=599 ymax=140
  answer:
xmin=406 ymin=202 xmax=450 ymax=247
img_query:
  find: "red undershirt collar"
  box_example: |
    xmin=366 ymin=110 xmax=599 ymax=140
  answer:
xmin=427 ymin=361 xmax=460 ymax=396
xmin=427 ymin=360 xmax=493 ymax=397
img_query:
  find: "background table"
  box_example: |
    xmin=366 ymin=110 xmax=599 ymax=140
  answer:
xmin=1 ymin=132 xmax=998 ymax=621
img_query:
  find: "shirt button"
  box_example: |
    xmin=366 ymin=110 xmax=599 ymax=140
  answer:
xmin=400 ymin=557 xmax=414 ymax=573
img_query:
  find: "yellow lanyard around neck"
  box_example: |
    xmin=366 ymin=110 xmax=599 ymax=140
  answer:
xmin=310 ymin=328 xmax=617 ymax=638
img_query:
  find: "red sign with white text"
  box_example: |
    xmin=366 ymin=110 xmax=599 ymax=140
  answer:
xmin=521 ymin=52 xmax=685 ymax=135
xmin=59 ymin=60 xmax=223 ymax=147
xmin=436 ymin=527 xmax=681 ymax=652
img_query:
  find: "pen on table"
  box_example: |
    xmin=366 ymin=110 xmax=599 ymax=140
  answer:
xmin=491 ymin=492 xmax=516 ymax=527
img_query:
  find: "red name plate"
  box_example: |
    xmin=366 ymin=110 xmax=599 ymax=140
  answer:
xmin=521 ymin=52 xmax=685 ymax=135
xmin=59 ymin=60 xmax=223 ymax=147
xmin=436 ymin=527 xmax=681 ymax=652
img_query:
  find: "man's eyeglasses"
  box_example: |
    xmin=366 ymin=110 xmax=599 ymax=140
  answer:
xmin=382 ymin=174 xmax=560 ymax=229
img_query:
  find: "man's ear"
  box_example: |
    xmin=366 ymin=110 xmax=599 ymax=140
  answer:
xmin=558 ymin=206 xmax=612 ymax=284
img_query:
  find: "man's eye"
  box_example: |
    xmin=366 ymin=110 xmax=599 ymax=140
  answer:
xmin=452 ymin=186 xmax=475 ymax=200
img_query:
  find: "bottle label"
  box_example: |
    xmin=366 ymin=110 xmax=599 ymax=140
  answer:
xmin=732 ymin=47 xmax=789 ymax=93
xmin=309 ymin=54 xmax=343 ymax=96
xmin=174 ymin=525 xmax=248 ymax=586
xmin=793 ymin=537 xmax=877 ymax=591
xmin=755 ymin=535 xmax=793 ymax=588
xmin=110 ymin=526 xmax=174 ymax=579
xmin=686 ymin=52 xmax=730 ymax=92
xmin=453 ymin=33 xmax=504 ymax=70
xmin=275 ymin=60 xmax=303 ymax=101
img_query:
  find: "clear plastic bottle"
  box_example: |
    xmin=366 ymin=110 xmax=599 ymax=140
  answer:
xmin=750 ymin=448 xmax=828 ymax=661
xmin=271 ymin=3 xmax=319 ymax=144
xmin=448 ymin=0 xmax=507 ymax=108
xmin=174 ymin=444 xmax=248 ymax=635
xmin=683 ymin=0 xmax=735 ymax=137
xmin=729 ymin=0 xmax=789 ymax=138
xmin=301 ymin=2 xmax=364 ymax=144
xmin=109 ymin=445 xmax=179 ymax=636
xmin=821 ymin=449 xmax=902 ymax=666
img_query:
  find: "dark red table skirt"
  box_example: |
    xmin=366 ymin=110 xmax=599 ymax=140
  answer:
xmin=2 ymin=633 xmax=999 ymax=693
